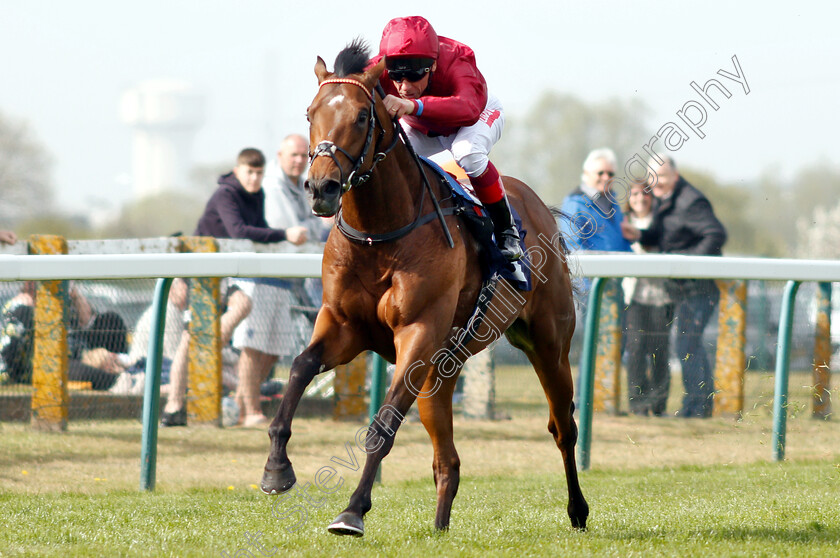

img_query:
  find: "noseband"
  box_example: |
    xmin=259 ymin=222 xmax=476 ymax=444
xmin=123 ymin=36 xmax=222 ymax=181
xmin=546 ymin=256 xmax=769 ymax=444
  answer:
xmin=310 ymin=78 xmax=397 ymax=192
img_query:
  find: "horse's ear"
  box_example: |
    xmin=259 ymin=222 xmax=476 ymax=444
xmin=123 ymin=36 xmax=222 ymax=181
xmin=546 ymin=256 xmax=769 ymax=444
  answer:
xmin=362 ymin=58 xmax=386 ymax=89
xmin=314 ymin=56 xmax=329 ymax=83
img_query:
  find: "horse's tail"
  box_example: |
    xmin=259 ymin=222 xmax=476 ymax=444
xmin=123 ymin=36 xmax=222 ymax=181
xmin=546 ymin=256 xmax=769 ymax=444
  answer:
xmin=548 ymin=206 xmax=584 ymax=300
xmin=548 ymin=206 xmax=571 ymax=255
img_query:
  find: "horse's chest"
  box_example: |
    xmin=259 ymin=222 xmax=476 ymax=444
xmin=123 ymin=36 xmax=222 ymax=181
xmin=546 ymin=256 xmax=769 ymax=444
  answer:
xmin=329 ymin=254 xmax=459 ymax=327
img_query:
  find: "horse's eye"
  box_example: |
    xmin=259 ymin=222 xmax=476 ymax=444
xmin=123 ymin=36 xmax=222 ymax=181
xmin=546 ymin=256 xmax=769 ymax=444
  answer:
xmin=357 ymin=110 xmax=369 ymax=125
xmin=305 ymin=107 xmax=311 ymax=123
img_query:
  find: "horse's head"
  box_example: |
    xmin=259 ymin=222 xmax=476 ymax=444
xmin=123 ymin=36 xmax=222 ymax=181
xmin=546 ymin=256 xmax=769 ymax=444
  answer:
xmin=304 ymin=42 xmax=388 ymax=217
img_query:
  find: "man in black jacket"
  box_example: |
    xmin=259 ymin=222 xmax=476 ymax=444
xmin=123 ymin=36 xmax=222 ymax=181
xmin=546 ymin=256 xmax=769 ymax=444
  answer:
xmin=161 ymin=148 xmax=309 ymax=426
xmin=622 ymin=156 xmax=727 ymax=418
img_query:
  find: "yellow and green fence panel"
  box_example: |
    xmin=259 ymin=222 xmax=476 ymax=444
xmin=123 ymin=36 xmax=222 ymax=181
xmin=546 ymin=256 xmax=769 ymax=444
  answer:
xmin=29 ymin=235 xmax=70 ymax=432
xmin=812 ymin=282 xmax=832 ymax=419
xmin=180 ymin=237 xmax=223 ymax=426
xmin=713 ymin=279 xmax=747 ymax=417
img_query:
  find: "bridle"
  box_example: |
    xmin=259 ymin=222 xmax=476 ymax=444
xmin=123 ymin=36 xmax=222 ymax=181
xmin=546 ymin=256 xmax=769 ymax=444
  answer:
xmin=309 ymin=78 xmax=398 ymax=193
xmin=310 ymin=77 xmax=454 ymax=248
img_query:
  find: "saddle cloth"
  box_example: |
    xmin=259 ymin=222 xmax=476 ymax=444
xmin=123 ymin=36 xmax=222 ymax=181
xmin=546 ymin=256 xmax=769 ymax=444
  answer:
xmin=421 ymin=157 xmax=531 ymax=292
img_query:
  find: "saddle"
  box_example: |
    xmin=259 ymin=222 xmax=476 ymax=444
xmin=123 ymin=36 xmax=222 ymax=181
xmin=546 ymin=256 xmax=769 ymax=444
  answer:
xmin=421 ymin=157 xmax=531 ymax=292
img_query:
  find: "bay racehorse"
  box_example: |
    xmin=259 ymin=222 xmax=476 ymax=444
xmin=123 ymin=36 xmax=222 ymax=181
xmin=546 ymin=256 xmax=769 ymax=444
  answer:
xmin=260 ymin=41 xmax=588 ymax=536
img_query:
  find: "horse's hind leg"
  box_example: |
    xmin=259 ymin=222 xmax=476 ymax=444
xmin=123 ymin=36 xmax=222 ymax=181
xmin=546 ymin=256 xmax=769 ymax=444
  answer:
xmin=261 ymin=310 xmax=362 ymax=495
xmin=417 ymin=374 xmax=461 ymax=530
xmin=512 ymin=316 xmax=589 ymax=530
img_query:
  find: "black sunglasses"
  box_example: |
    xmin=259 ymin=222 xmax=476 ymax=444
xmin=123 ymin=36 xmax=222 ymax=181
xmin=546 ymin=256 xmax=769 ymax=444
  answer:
xmin=389 ymin=67 xmax=431 ymax=83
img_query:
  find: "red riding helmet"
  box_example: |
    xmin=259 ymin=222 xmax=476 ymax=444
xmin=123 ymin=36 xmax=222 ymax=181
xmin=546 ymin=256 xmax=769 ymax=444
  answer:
xmin=379 ymin=16 xmax=440 ymax=60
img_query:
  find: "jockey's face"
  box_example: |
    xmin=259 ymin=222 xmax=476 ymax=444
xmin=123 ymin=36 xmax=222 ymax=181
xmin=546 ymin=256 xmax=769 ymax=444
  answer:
xmin=393 ymin=61 xmax=436 ymax=99
xmin=233 ymin=163 xmax=265 ymax=193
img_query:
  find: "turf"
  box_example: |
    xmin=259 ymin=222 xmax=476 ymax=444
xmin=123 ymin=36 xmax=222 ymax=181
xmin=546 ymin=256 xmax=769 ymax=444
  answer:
xmin=2 ymin=461 xmax=839 ymax=557
xmin=1 ymin=367 xmax=838 ymax=556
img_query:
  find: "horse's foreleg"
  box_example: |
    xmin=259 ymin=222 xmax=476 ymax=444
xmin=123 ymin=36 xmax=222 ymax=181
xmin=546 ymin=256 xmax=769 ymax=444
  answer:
xmin=261 ymin=312 xmax=360 ymax=495
xmin=326 ymin=293 xmax=463 ymax=536
xmin=327 ymin=362 xmax=429 ymax=536
xmin=417 ymin=376 xmax=460 ymax=530
xmin=259 ymin=343 xmax=322 ymax=494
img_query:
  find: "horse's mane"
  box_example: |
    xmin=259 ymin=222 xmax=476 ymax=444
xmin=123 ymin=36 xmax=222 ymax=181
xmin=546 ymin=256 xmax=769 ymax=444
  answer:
xmin=334 ymin=38 xmax=371 ymax=77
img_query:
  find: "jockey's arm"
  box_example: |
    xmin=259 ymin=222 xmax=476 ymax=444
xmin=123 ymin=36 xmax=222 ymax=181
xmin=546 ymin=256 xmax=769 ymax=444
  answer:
xmin=411 ymin=72 xmax=486 ymax=127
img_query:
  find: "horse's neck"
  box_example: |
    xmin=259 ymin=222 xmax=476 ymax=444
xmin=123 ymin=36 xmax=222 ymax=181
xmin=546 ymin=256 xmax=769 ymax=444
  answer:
xmin=339 ymin=147 xmax=425 ymax=234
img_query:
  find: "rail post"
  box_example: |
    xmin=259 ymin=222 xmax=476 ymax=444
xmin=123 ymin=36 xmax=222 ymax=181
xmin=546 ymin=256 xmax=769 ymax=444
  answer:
xmin=140 ymin=278 xmax=173 ymax=491
xmin=772 ymin=280 xmax=801 ymax=461
xmin=577 ymin=276 xmax=606 ymax=471
xmin=368 ymin=353 xmax=388 ymax=483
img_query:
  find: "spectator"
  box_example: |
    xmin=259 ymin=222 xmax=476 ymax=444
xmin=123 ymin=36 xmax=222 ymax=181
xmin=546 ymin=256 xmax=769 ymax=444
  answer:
xmin=0 ymin=281 xmax=128 ymax=390
xmin=231 ymin=134 xmax=327 ymax=428
xmin=559 ymin=148 xmax=632 ymax=412
xmin=0 ymin=229 xmax=17 ymax=245
xmin=622 ymin=156 xmax=727 ymax=418
xmin=621 ymin=181 xmax=673 ymax=416
xmin=128 ymin=278 xmax=188 ymax=368
xmin=160 ymin=147 xmax=308 ymax=427
xmin=119 ymin=278 xmax=189 ymax=392
xmin=559 ymin=147 xmax=632 ymax=254
xmin=70 ymin=310 xmax=129 ymax=390
xmin=559 ymin=147 xmax=633 ymax=319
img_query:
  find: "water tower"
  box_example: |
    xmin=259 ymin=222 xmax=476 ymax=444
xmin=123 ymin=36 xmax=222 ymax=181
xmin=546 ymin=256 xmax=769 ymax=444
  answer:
xmin=120 ymin=80 xmax=205 ymax=198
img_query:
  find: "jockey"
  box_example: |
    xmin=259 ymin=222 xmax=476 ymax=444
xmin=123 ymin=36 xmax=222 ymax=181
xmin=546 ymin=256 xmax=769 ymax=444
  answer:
xmin=374 ymin=15 xmax=523 ymax=261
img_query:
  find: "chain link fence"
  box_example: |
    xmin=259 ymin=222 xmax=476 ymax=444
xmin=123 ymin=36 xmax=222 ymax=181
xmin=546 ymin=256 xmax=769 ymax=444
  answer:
xmin=0 ymin=276 xmax=323 ymax=422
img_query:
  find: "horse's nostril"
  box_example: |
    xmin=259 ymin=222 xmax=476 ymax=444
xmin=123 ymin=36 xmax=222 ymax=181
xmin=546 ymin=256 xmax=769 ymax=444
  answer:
xmin=306 ymin=178 xmax=341 ymax=200
xmin=323 ymin=180 xmax=341 ymax=197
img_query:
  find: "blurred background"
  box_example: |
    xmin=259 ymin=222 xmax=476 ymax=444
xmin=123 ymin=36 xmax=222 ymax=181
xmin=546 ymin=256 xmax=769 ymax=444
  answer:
xmin=1 ymin=1 xmax=838 ymax=260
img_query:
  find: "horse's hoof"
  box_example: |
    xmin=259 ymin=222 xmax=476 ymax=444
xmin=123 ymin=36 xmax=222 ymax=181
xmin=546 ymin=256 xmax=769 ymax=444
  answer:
xmin=569 ymin=500 xmax=589 ymax=531
xmin=570 ymin=513 xmax=588 ymax=531
xmin=327 ymin=511 xmax=364 ymax=537
xmin=572 ymin=519 xmax=587 ymax=531
xmin=260 ymin=464 xmax=296 ymax=495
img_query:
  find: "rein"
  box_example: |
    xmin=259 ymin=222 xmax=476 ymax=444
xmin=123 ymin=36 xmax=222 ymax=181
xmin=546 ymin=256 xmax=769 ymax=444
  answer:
xmin=314 ymin=77 xmax=454 ymax=248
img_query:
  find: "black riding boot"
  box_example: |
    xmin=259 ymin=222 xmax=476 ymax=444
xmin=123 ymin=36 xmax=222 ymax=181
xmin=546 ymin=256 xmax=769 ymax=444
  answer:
xmin=485 ymin=195 xmax=523 ymax=261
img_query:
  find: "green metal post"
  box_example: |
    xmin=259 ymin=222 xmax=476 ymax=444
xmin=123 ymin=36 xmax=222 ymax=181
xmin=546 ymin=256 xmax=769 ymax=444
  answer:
xmin=772 ymin=280 xmax=800 ymax=462
xmin=368 ymin=353 xmax=388 ymax=423
xmin=368 ymin=353 xmax=388 ymax=483
xmin=576 ymin=277 xmax=606 ymax=471
xmin=140 ymin=278 xmax=173 ymax=491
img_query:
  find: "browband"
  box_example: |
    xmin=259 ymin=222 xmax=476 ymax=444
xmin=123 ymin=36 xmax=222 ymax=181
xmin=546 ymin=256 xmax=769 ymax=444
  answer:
xmin=319 ymin=78 xmax=374 ymax=103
